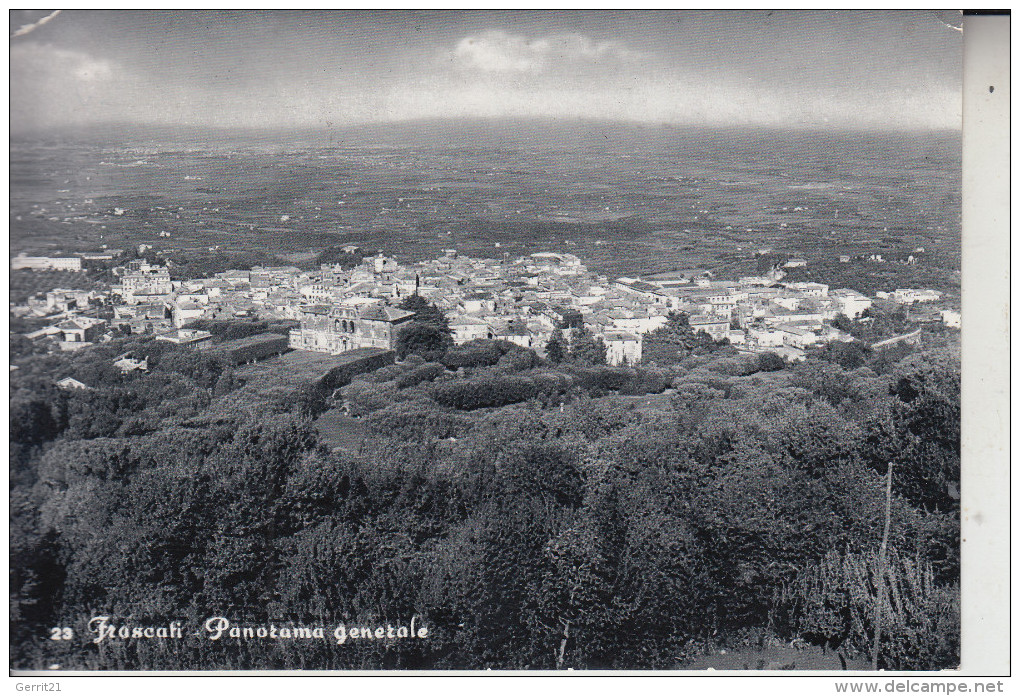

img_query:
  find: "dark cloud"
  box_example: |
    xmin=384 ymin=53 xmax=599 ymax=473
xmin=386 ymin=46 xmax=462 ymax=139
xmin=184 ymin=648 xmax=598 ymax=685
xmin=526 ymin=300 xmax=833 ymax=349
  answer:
xmin=10 ymin=10 xmax=962 ymax=133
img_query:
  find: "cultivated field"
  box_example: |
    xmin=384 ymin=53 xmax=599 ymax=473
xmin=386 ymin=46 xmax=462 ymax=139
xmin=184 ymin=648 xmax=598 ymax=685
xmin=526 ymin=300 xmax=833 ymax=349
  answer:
xmin=10 ymin=122 xmax=961 ymax=294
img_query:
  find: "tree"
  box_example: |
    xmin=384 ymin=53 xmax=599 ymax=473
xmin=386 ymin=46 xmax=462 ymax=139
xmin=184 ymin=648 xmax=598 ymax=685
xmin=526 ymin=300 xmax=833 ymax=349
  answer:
xmin=399 ymin=294 xmax=451 ymax=336
xmin=545 ymin=329 xmax=566 ymax=364
xmin=567 ymin=328 xmax=606 ymax=366
xmin=811 ymin=340 xmax=873 ymax=370
xmin=640 ymin=312 xmax=713 ymax=365
xmin=441 ymin=340 xmax=506 ymax=369
xmin=212 ymin=369 xmax=236 ymax=397
xmin=882 ymin=351 xmax=961 ymax=515
xmin=10 ymin=396 xmax=60 ymax=445
xmin=430 ymin=375 xmax=539 ymax=410
xmin=667 ymin=311 xmax=690 ymax=330
xmin=756 ymin=352 xmax=786 ymax=372
xmin=832 ymin=313 xmax=855 ymax=333
xmin=756 ymin=253 xmax=784 ymax=276
xmin=395 ymin=322 xmax=450 ymax=360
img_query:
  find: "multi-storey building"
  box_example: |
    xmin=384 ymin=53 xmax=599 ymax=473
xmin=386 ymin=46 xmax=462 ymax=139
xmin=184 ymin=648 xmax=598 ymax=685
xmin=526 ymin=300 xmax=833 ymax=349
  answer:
xmin=449 ymin=316 xmax=493 ymax=344
xmin=688 ymin=314 xmax=731 ymax=341
xmin=602 ymin=331 xmax=642 ymax=366
xmin=829 ymin=289 xmax=873 ymax=319
xmin=290 ymin=304 xmax=416 ymax=354
xmin=112 ymin=262 xmax=173 ymax=303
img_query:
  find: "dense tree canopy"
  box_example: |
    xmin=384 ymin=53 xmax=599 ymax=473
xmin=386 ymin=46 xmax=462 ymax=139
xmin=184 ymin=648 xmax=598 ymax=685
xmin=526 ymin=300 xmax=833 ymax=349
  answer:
xmin=395 ymin=322 xmax=452 ymax=360
xmin=10 ymin=334 xmax=960 ymax=671
xmin=394 ymin=295 xmax=454 ymax=360
xmin=399 ymin=294 xmax=451 ymax=335
xmin=567 ymin=327 xmax=607 ymax=366
xmin=545 ymin=329 xmax=566 ymax=364
xmin=642 ymin=312 xmax=724 ymax=365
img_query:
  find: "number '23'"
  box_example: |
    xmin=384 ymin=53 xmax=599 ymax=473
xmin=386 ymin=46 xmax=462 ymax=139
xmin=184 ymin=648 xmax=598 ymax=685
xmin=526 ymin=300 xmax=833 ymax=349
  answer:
xmin=49 ymin=627 xmax=73 ymax=641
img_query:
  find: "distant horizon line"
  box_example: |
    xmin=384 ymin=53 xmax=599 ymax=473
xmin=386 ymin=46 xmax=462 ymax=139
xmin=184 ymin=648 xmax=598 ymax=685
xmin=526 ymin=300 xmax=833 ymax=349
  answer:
xmin=10 ymin=116 xmax=962 ymax=141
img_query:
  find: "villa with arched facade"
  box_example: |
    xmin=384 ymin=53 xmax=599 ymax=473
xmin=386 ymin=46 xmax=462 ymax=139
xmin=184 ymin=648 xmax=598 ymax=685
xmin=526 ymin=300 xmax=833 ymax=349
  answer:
xmin=289 ymin=303 xmax=416 ymax=355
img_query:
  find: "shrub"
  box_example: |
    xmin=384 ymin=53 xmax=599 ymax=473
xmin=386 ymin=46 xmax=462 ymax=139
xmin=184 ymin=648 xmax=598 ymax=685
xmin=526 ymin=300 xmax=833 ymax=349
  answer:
xmin=619 ymin=368 xmax=671 ymax=395
xmin=566 ymin=366 xmax=645 ymax=395
xmin=396 ymin=362 xmax=446 ymax=389
xmin=340 ymin=380 xmax=397 ymax=417
xmin=531 ymin=371 xmax=574 ymax=396
xmin=704 ymin=357 xmax=745 ymax=376
xmin=497 ymin=346 xmax=540 ymax=372
xmin=395 ymin=322 xmax=450 ymax=360
xmin=526 ymin=371 xmax=575 ymax=406
xmin=185 ymin=318 xmax=296 ymax=342
xmin=777 ymin=548 xmax=959 ymax=670
xmin=812 ymin=340 xmax=873 ymax=370
xmin=674 ymin=369 xmax=734 ymax=398
xmin=757 ymin=352 xmax=787 ymax=372
xmin=402 ymin=354 xmax=426 ymax=368
xmin=364 ymin=364 xmax=408 ymax=383
xmin=441 ymin=340 xmax=508 ymax=370
xmin=673 ymin=382 xmax=726 ymax=405
xmin=566 ymin=398 xmax=635 ymax=439
xmin=430 ymin=375 xmax=538 ymax=410
xmin=364 ymin=401 xmax=474 ymax=441
xmin=317 ymin=351 xmax=397 ymax=393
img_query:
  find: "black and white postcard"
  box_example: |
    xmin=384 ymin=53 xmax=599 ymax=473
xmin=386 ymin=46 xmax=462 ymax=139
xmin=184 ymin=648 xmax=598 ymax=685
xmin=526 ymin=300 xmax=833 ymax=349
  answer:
xmin=8 ymin=9 xmax=1007 ymax=684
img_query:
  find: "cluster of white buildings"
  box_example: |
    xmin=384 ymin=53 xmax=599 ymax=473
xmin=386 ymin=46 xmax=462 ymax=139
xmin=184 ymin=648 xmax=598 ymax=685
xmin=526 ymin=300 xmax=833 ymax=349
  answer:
xmin=11 ymin=254 xmax=83 ymax=271
xmin=11 ymin=248 xmax=958 ymax=365
xmin=879 ymin=288 xmax=944 ymax=305
xmin=12 ymin=248 xmax=126 ymax=271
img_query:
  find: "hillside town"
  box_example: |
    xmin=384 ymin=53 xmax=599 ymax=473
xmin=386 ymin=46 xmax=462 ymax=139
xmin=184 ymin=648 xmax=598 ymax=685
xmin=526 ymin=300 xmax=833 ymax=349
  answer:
xmin=11 ymin=247 xmax=959 ymax=367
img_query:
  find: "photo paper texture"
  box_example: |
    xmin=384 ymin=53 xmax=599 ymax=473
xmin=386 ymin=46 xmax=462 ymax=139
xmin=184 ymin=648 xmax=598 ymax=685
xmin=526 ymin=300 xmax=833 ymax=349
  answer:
xmin=9 ymin=10 xmax=966 ymax=673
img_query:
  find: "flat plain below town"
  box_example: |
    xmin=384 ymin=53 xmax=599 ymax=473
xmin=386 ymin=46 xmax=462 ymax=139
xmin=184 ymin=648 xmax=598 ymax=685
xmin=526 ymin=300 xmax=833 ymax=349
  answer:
xmin=10 ymin=122 xmax=961 ymax=671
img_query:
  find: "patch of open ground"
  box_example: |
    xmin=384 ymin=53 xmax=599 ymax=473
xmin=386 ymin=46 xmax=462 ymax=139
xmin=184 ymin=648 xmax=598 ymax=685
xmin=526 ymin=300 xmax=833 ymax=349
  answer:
xmin=196 ymin=348 xmax=383 ymax=422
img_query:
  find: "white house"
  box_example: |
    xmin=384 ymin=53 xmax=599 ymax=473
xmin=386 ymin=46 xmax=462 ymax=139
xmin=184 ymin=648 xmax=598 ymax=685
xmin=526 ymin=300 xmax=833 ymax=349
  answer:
xmin=460 ymin=294 xmax=496 ymax=314
xmin=776 ymin=324 xmax=820 ymax=348
xmin=114 ymin=356 xmax=149 ymax=373
xmin=493 ymin=323 xmax=532 ymax=348
xmin=609 ymin=313 xmax=668 ymax=334
xmin=173 ymin=302 xmax=207 ymax=328
xmin=830 ymin=289 xmax=873 ymax=319
xmin=726 ymin=330 xmax=747 ymax=345
xmin=689 ymin=315 xmax=731 ymax=341
xmin=747 ymin=326 xmax=786 ymax=347
xmin=57 ymin=316 xmax=107 ymax=349
xmin=785 ymin=282 xmax=829 ymax=297
xmin=891 ymin=289 xmax=942 ymax=304
xmin=449 ymin=316 xmax=492 ymax=344
xmin=603 ymin=332 xmax=642 ymax=366
xmin=156 ymin=328 xmax=214 ymax=349
xmin=772 ymin=296 xmax=803 ymax=311
xmin=940 ymin=310 xmax=961 ymax=328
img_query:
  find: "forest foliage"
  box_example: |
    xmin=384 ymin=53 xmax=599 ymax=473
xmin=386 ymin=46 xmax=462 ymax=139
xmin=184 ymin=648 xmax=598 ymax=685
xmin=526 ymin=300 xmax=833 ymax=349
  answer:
xmin=9 ymin=327 xmax=960 ymax=671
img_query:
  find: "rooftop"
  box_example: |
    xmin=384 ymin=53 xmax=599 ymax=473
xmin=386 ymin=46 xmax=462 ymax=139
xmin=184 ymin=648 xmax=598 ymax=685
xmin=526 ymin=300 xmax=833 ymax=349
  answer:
xmin=689 ymin=315 xmax=729 ymax=326
xmin=359 ymin=306 xmax=416 ymax=323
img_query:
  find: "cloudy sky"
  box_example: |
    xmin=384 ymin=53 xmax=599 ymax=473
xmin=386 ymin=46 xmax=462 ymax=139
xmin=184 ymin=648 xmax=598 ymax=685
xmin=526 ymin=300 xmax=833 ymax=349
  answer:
xmin=10 ymin=10 xmax=963 ymax=134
